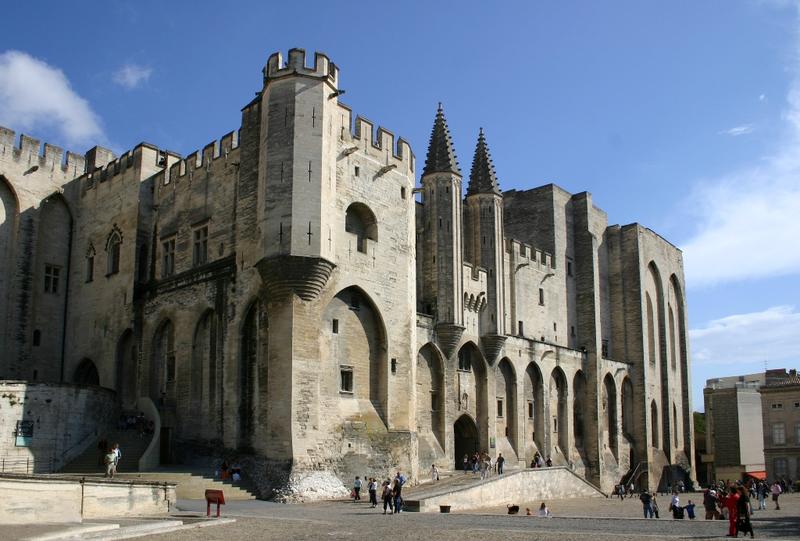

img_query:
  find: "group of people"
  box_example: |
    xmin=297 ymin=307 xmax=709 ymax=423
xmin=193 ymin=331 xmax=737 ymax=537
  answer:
xmin=353 ymin=471 xmax=407 ymax=514
xmin=216 ymin=461 xmax=244 ymax=482
xmin=98 ymin=441 xmax=122 ymax=478
xmin=529 ymin=451 xmax=553 ymax=469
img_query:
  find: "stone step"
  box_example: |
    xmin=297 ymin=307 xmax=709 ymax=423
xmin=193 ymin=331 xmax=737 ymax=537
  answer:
xmin=114 ymin=471 xmax=258 ymax=500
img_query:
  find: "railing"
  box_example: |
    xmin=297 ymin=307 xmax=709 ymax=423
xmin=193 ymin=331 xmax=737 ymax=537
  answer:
xmin=0 ymin=456 xmax=57 ymax=474
xmin=621 ymin=461 xmax=647 ymax=487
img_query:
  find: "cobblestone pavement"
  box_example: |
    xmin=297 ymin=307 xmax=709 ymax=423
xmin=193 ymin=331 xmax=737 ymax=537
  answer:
xmin=142 ymin=493 xmax=800 ymax=540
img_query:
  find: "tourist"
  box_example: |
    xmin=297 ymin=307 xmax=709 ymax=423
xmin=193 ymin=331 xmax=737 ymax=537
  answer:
xmin=736 ymin=486 xmax=754 ymax=538
xmin=497 ymin=453 xmax=505 ymax=475
xmin=639 ymin=490 xmax=653 ymax=518
xmin=112 ymin=443 xmax=121 ymax=470
xmin=430 ymin=463 xmax=439 ymax=482
xmin=757 ymin=481 xmax=768 ymax=510
xmin=685 ymin=499 xmax=696 ymax=519
xmin=617 ymin=484 xmax=625 ymax=500
xmin=770 ymin=480 xmax=782 ymax=510
xmin=353 ymin=476 xmax=362 ymax=501
xmin=627 ymin=482 xmax=635 ymax=497
xmin=651 ymin=493 xmax=660 ymax=518
xmin=218 ymin=460 xmax=230 ymax=480
xmin=480 ymin=455 xmax=489 ymax=480
xmin=525 ymin=507 xmax=532 ymax=515
xmin=670 ymin=491 xmax=683 ymax=519
xmin=393 ymin=471 xmax=405 ymax=513
xmin=231 ymin=463 xmax=242 ymax=482
xmin=104 ymin=447 xmax=117 ymax=478
xmin=381 ymin=480 xmax=393 ymax=514
xmin=703 ymin=488 xmax=719 ymax=520
xmin=462 ymin=454 xmax=469 ymax=474
xmin=537 ymin=502 xmax=551 ymax=517
xmin=545 ymin=456 xmax=552 ymax=467
xmin=720 ymin=486 xmax=740 ymax=538
xmin=368 ymin=477 xmax=378 ymax=508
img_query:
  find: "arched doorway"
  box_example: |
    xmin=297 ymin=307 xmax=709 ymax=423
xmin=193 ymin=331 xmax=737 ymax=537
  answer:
xmin=496 ymin=358 xmax=518 ymax=455
xmin=454 ymin=414 xmax=480 ymax=469
xmin=74 ymin=358 xmax=99 ymax=386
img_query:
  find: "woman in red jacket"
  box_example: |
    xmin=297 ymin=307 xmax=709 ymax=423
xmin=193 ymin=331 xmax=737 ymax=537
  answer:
xmin=720 ymin=486 xmax=740 ymax=537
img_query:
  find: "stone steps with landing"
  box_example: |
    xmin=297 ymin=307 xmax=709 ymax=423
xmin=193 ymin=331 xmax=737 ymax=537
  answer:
xmin=113 ymin=468 xmax=259 ymax=500
xmin=60 ymin=429 xmax=151 ymax=474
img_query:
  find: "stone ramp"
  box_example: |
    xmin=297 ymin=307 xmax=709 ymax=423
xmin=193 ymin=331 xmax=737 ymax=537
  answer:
xmin=404 ymin=466 xmax=605 ymax=512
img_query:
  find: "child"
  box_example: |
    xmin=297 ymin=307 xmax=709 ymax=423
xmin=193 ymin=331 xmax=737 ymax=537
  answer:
xmin=685 ymin=499 xmax=696 ymax=519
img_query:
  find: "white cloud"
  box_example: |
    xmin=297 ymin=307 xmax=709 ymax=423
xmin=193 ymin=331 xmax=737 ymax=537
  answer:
xmin=0 ymin=50 xmax=104 ymax=148
xmin=759 ymin=93 xmax=767 ymax=101
xmin=690 ymin=305 xmax=800 ymax=365
xmin=112 ymin=64 xmax=152 ymax=89
xmin=681 ymin=7 xmax=800 ymax=287
xmin=718 ymin=124 xmax=754 ymax=136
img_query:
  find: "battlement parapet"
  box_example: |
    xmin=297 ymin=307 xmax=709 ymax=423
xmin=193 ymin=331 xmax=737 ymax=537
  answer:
xmin=165 ymin=130 xmax=240 ymax=184
xmin=264 ymin=48 xmax=338 ymax=87
xmin=506 ymin=237 xmax=555 ymax=270
xmin=0 ymin=125 xmax=86 ymax=176
xmin=340 ymin=109 xmax=414 ymax=171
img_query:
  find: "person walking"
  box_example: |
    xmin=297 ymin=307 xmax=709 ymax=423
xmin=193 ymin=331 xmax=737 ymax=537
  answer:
xmin=393 ymin=471 xmax=405 ymax=513
xmin=381 ymin=480 xmax=393 ymax=514
xmin=670 ymin=491 xmax=683 ymax=519
xmin=430 ymin=464 xmax=439 ymax=482
xmin=112 ymin=443 xmax=121 ymax=471
xmin=736 ymin=486 xmax=754 ymax=538
xmin=703 ymin=489 xmax=719 ymax=520
xmin=103 ymin=447 xmax=117 ymax=478
xmin=770 ymin=480 xmax=782 ymax=510
xmin=497 ymin=453 xmax=505 ymax=475
xmin=651 ymin=493 xmax=660 ymax=518
xmin=368 ymin=478 xmax=378 ymax=508
xmin=639 ymin=490 xmax=653 ymax=518
xmin=353 ymin=476 xmax=362 ymax=501
xmin=721 ymin=486 xmax=740 ymax=538
xmin=462 ymin=454 xmax=469 ymax=474
xmin=757 ymin=481 xmax=768 ymax=510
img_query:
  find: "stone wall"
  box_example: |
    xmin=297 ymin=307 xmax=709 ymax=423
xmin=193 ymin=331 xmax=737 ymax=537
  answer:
xmin=0 ymin=382 xmax=116 ymax=473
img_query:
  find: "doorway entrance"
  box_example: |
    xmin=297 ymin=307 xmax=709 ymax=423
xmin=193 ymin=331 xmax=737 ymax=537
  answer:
xmin=454 ymin=414 xmax=480 ymax=470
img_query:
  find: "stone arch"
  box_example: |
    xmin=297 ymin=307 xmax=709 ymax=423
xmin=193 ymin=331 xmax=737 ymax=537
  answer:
xmin=74 ymin=358 xmax=99 ymax=386
xmin=496 ymin=358 xmax=518 ymax=456
xmin=572 ymin=370 xmax=587 ymax=450
xmin=549 ymin=366 xmax=568 ymax=458
xmin=191 ymin=309 xmax=217 ymax=412
xmin=645 ymin=292 xmax=656 ymax=366
xmin=621 ymin=376 xmax=634 ymax=439
xmin=31 ymin=194 xmax=72 ymax=381
xmin=239 ymin=299 xmax=267 ymax=450
xmin=603 ymin=373 xmax=619 ymax=460
xmin=345 ymin=202 xmax=378 ymax=253
xmin=322 ymin=286 xmax=388 ymax=425
xmin=670 ymin=274 xmax=690 ymax=456
xmin=417 ymin=343 xmax=445 ymax=451
xmin=454 ymin=413 xmax=480 ymax=469
xmin=456 ymin=341 xmax=488 ymax=451
xmin=0 ymin=176 xmax=19 ymax=357
xmin=150 ymin=319 xmax=174 ymax=404
xmin=115 ymin=329 xmax=137 ymax=408
xmin=650 ymin=399 xmax=660 ymax=449
xmin=524 ymin=361 xmax=545 ymax=455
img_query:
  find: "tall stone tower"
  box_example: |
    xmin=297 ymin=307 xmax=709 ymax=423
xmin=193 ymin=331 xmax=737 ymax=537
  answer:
xmin=255 ymin=49 xmax=338 ymax=299
xmin=463 ymin=129 xmax=506 ymax=361
xmin=420 ymin=105 xmax=466 ymax=356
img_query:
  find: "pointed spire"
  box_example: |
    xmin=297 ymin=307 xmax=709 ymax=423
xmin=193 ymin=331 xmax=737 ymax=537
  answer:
xmin=467 ymin=127 xmax=501 ymax=196
xmin=422 ymin=103 xmax=461 ymax=177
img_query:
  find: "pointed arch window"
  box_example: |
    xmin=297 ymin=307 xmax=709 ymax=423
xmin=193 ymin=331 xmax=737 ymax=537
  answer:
xmin=106 ymin=227 xmax=122 ymax=275
xmin=85 ymin=244 xmax=96 ymax=282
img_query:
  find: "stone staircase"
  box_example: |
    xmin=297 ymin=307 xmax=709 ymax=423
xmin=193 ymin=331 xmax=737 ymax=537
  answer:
xmin=114 ymin=468 xmax=259 ymax=500
xmin=60 ymin=428 xmax=151 ymax=474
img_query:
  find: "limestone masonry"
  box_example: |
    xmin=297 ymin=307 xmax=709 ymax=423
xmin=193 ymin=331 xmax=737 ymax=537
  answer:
xmin=0 ymin=49 xmax=696 ymax=499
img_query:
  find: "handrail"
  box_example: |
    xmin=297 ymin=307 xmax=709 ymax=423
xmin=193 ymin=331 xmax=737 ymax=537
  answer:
xmin=137 ymin=396 xmax=161 ymax=471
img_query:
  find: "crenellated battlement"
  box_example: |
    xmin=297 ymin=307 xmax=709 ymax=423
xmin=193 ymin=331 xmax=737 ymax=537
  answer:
xmin=166 ymin=129 xmax=239 ymax=183
xmin=506 ymin=237 xmax=555 ymax=270
xmin=339 ymin=108 xmax=414 ymax=171
xmin=264 ymin=48 xmax=338 ymax=87
xmin=0 ymin=125 xmax=86 ymax=176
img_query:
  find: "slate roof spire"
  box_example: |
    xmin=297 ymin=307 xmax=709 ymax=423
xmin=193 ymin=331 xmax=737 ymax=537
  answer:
xmin=422 ymin=103 xmax=461 ymax=177
xmin=467 ymin=128 xmax=501 ymax=196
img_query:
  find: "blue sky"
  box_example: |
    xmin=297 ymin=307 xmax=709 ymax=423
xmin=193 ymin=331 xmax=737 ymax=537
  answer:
xmin=1 ymin=0 xmax=799 ymax=410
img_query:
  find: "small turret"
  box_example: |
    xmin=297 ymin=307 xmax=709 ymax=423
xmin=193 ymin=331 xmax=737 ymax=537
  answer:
xmin=422 ymin=103 xmax=461 ymax=177
xmin=467 ymin=128 xmax=501 ymax=196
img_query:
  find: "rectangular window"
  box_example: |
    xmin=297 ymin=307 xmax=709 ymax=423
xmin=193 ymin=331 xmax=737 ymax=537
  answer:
xmin=166 ymin=352 xmax=176 ymax=382
xmin=567 ymin=260 xmax=573 ymax=276
xmin=162 ymin=238 xmax=176 ymax=277
xmin=553 ymin=322 xmax=557 ymax=332
xmin=391 ymin=358 xmax=397 ymax=375
xmin=401 ymin=186 xmax=407 ymax=199
xmin=518 ymin=321 xmax=524 ymax=336
xmin=773 ymin=422 xmax=786 ymax=445
xmin=332 ymin=319 xmax=339 ymax=334
xmin=193 ymin=226 xmax=208 ymax=266
xmin=340 ymin=366 xmax=353 ymax=393
xmin=539 ymin=288 xmax=545 ymax=306
xmin=431 ymin=391 xmax=438 ymax=412
xmin=497 ymin=399 xmax=504 ymax=418
xmin=571 ymin=325 xmax=576 ymax=337
xmin=553 ymin=416 xmax=558 ymax=433
xmin=774 ymin=457 xmax=788 ymax=477
xmin=354 ymin=166 xmax=360 ymax=177
xmin=85 ymin=256 xmax=94 ymax=283
xmin=44 ymin=264 xmax=60 ymax=294
xmin=528 ymin=401 xmax=534 ymax=419
xmin=771 ymin=403 xmax=784 ymax=410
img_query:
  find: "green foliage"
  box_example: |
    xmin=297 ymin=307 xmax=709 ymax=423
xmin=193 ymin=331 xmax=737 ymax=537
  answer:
xmin=693 ymin=411 xmax=705 ymax=435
